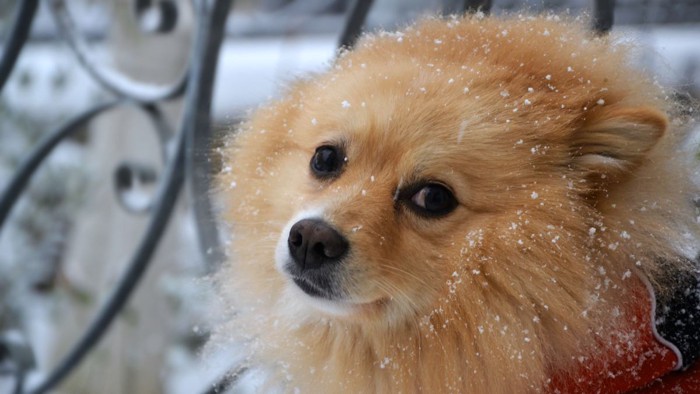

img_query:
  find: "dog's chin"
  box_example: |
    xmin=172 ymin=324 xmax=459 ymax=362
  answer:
xmin=285 ymin=279 xmax=387 ymax=318
xmin=278 ymin=261 xmax=390 ymax=319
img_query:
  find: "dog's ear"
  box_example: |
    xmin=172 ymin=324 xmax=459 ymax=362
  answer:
xmin=571 ymin=106 xmax=667 ymax=182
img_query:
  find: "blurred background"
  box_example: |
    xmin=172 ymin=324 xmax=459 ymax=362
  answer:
xmin=0 ymin=1 xmax=698 ymax=393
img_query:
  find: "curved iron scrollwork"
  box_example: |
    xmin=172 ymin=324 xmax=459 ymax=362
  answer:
xmin=0 ymin=1 xmax=39 ymax=92
xmin=0 ymin=0 xmax=232 ymax=393
xmin=0 ymin=0 xmax=617 ymax=392
xmin=48 ymin=0 xmax=188 ymax=102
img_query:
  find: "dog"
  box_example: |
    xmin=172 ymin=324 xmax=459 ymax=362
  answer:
xmin=213 ymin=14 xmax=700 ymax=393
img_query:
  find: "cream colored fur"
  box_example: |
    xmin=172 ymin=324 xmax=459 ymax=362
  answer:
xmin=213 ymin=14 xmax=699 ymax=393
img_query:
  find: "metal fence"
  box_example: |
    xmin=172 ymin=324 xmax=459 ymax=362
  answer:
xmin=0 ymin=0 xmax=617 ymax=393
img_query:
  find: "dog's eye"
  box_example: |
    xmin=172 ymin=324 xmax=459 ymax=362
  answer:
xmin=409 ymin=183 xmax=457 ymax=217
xmin=310 ymin=145 xmax=343 ymax=178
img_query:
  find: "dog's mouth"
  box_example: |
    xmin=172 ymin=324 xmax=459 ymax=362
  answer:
xmin=289 ymin=274 xmax=388 ymax=317
xmin=287 ymin=266 xmax=344 ymax=299
xmin=292 ymin=277 xmax=331 ymax=299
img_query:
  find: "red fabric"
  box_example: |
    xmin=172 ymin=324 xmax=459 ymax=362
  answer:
xmin=634 ymin=361 xmax=700 ymax=393
xmin=549 ymin=279 xmax=682 ymax=393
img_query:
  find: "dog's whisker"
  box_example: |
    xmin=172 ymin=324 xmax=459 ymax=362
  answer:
xmin=380 ymin=281 xmax=451 ymax=360
xmin=372 ymin=279 xmax=424 ymax=321
xmin=377 ymin=263 xmax=434 ymax=289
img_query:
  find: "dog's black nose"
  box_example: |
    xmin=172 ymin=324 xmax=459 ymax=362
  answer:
xmin=288 ymin=219 xmax=349 ymax=270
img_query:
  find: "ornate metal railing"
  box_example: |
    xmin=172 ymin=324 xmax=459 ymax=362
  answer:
xmin=0 ymin=0 xmax=615 ymax=393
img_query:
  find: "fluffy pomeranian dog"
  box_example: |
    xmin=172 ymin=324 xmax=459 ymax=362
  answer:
xmin=214 ymin=14 xmax=700 ymax=393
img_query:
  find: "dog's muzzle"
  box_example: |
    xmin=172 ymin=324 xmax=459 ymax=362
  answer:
xmin=286 ymin=219 xmax=349 ymax=298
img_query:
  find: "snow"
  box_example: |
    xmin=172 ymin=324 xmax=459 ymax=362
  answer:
xmin=166 ymin=342 xmax=247 ymax=394
xmin=4 ymin=25 xmax=698 ymax=124
xmin=618 ymin=25 xmax=700 ymax=90
xmin=379 ymin=357 xmax=391 ymax=368
xmin=212 ymin=36 xmax=336 ymax=119
xmin=0 ymin=44 xmax=105 ymax=118
xmin=1 ymin=12 xmax=699 ymax=394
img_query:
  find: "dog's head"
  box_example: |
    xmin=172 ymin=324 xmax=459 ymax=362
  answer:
xmin=219 ymin=17 xmax=679 ymax=331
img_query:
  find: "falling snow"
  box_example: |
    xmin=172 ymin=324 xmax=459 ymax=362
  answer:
xmin=379 ymin=357 xmax=392 ymax=369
